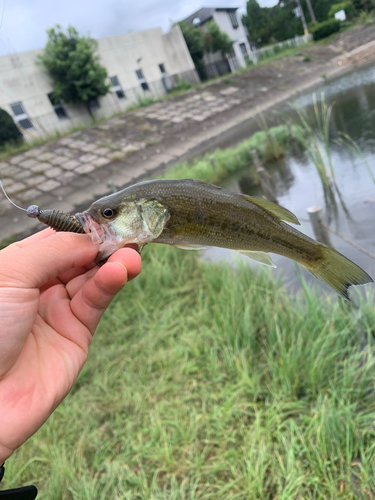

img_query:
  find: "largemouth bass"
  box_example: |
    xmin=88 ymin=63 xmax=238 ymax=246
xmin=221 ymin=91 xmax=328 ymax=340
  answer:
xmin=75 ymin=179 xmax=373 ymax=300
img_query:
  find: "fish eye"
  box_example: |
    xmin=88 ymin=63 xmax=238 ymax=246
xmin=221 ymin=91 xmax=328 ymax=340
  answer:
xmin=102 ymin=207 xmax=116 ymax=218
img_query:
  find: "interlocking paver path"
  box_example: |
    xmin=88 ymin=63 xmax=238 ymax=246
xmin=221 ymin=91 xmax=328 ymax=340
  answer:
xmin=0 ymin=87 xmax=245 ymax=220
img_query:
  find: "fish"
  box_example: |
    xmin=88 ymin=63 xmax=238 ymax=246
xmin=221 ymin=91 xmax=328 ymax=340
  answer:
xmin=75 ymin=178 xmax=373 ymax=300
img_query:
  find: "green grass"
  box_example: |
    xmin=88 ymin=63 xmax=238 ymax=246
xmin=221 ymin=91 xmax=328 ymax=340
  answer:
xmin=162 ymin=125 xmax=291 ymax=183
xmin=256 ymin=44 xmax=313 ymax=65
xmin=3 ymin=244 xmax=375 ymax=499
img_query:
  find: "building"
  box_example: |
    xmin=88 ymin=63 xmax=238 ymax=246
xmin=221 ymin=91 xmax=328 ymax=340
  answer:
xmin=183 ymin=7 xmax=253 ymax=71
xmin=0 ymin=25 xmax=199 ymax=139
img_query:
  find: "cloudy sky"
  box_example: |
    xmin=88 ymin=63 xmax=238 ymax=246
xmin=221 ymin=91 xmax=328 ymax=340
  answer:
xmin=0 ymin=0 xmax=277 ymax=56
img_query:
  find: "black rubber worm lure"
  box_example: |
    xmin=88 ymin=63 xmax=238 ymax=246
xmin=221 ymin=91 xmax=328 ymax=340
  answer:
xmin=27 ymin=205 xmax=85 ymax=234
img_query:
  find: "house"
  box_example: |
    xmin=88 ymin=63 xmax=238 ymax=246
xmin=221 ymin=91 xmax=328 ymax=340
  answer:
xmin=183 ymin=7 xmax=253 ymax=69
xmin=0 ymin=25 xmax=199 ymax=139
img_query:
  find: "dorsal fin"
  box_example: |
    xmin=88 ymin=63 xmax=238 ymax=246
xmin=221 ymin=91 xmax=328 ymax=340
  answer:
xmin=241 ymin=195 xmax=300 ymax=225
xmin=193 ymin=179 xmax=224 ymax=190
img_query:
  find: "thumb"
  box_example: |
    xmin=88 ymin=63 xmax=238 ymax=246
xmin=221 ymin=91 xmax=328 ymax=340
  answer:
xmin=0 ymin=233 xmax=99 ymax=289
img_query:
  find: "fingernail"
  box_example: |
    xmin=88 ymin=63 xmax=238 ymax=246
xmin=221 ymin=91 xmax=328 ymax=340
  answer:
xmin=112 ymin=261 xmax=128 ymax=273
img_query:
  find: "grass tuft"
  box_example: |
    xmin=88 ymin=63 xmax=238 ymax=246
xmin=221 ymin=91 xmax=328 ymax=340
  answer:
xmin=163 ymin=125 xmax=291 ymax=184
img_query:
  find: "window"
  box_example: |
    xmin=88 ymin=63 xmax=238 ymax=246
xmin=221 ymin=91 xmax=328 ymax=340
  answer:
xmin=10 ymin=101 xmax=33 ymax=129
xmin=135 ymin=69 xmax=150 ymax=91
xmin=229 ymin=11 xmax=239 ymax=29
xmin=159 ymin=63 xmax=166 ymax=74
xmin=110 ymin=75 xmax=126 ymax=100
xmin=48 ymin=92 xmax=68 ymax=120
xmin=239 ymin=43 xmax=248 ymax=56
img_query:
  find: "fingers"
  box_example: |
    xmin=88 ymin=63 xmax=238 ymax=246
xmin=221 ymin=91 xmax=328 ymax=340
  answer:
xmin=1 ymin=228 xmax=56 ymax=254
xmin=0 ymin=232 xmax=99 ymax=289
xmin=70 ymin=248 xmax=141 ymax=334
xmin=114 ymin=247 xmax=142 ymax=281
xmin=65 ymin=247 xmax=142 ymax=299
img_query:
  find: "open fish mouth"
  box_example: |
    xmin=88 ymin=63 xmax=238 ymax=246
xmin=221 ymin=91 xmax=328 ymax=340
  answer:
xmin=75 ymin=212 xmax=106 ymax=244
xmin=75 ymin=210 xmax=126 ymax=262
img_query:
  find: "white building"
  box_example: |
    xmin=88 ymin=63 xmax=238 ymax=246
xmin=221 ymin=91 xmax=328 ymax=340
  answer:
xmin=183 ymin=7 xmax=253 ymax=69
xmin=0 ymin=25 xmax=198 ymax=138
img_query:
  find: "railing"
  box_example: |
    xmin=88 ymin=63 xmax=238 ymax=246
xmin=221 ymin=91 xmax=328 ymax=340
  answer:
xmin=253 ymin=34 xmax=313 ymax=64
xmin=18 ymin=68 xmax=200 ymax=141
xmin=195 ymin=33 xmax=312 ymax=82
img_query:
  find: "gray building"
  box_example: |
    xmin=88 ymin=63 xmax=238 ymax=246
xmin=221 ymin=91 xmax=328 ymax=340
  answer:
xmin=183 ymin=7 xmax=253 ymax=69
xmin=0 ymin=25 xmax=199 ymax=139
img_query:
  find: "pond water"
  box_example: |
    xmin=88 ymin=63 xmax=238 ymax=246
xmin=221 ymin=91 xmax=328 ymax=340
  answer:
xmin=203 ymin=61 xmax=375 ymax=299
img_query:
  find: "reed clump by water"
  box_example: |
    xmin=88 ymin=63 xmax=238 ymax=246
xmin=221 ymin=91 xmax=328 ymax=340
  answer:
xmin=289 ymin=93 xmax=336 ymax=190
xmin=163 ymin=124 xmax=291 ymax=183
xmin=5 ymin=244 xmax=375 ymax=499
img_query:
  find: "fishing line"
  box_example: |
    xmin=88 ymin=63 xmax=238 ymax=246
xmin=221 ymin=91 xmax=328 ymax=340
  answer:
xmin=0 ymin=179 xmax=27 ymax=212
xmin=0 ymin=0 xmax=6 ymax=31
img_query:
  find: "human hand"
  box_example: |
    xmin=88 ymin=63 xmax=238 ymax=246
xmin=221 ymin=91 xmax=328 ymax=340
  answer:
xmin=0 ymin=229 xmax=141 ymax=463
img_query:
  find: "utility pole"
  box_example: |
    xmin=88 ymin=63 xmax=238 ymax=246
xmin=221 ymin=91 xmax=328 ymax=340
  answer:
xmin=305 ymin=0 xmax=317 ymax=24
xmin=295 ymin=0 xmax=309 ymax=35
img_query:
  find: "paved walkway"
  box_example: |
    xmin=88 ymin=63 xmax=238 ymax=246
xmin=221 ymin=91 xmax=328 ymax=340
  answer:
xmin=1 ymin=26 xmax=375 ymax=243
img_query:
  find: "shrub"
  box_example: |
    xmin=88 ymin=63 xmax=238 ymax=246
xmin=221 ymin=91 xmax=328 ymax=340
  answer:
xmin=0 ymin=108 xmax=23 ymax=147
xmin=125 ymin=93 xmax=156 ymax=112
xmin=311 ymin=19 xmax=341 ymax=40
xmin=172 ymin=79 xmax=193 ymax=92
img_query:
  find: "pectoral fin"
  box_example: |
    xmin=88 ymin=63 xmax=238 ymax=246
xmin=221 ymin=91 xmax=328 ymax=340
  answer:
xmin=241 ymin=195 xmax=300 ymax=225
xmin=238 ymin=250 xmax=277 ymax=268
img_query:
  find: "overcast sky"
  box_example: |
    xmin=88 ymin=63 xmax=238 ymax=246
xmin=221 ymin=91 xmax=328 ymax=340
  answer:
xmin=0 ymin=0 xmax=277 ymax=56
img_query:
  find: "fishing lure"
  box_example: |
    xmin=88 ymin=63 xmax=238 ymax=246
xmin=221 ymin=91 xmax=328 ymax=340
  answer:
xmin=26 ymin=205 xmax=85 ymax=233
xmin=0 ymin=180 xmax=85 ymax=234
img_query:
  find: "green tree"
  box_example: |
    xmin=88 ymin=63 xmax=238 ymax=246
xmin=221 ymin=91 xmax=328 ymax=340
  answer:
xmin=243 ymin=0 xmax=337 ymax=46
xmin=0 ymin=108 xmax=23 ymax=147
xmin=204 ymin=22 xmax=233 ymax=56
xmin=178 ymin=22 xmax=205 ymax=69
xmin=38 ymin=25 xmax=111 ymax=118
xmin=271 ymin=0 xmax=304 ymax=41
xmin=242 ymin=0 xmax=274 ymax=44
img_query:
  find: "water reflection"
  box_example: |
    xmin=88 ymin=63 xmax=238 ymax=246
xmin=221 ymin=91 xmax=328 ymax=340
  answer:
xmin=204 ymin=62 xmax=375 ymax=297
xmin=291 ymin=61 xmax=375 ymax=155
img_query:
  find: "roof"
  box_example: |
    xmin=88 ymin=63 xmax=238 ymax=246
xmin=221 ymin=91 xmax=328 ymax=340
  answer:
xmin=183 ymin=6 xmax=239 ymax=26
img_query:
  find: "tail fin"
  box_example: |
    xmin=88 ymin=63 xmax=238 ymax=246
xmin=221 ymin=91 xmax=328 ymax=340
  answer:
xmin=302 ymin=246 xmax=373 ymax=300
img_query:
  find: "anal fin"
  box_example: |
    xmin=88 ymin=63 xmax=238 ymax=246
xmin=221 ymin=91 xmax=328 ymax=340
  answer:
xmin=237 ymin=250 xmax=277 ymax=268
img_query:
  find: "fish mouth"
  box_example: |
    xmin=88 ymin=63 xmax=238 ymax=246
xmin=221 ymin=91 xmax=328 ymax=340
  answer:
xmin=75 ymin=210 xmax=124 ymax=263
xmin=75 ymin=211 xmax=105 ymax=244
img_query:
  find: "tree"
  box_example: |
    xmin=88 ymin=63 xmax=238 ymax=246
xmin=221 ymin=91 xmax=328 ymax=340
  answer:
xmin=38 ymin=25 xmax=111 ymax=118
xmin=178 ymin=21 xmax=234 ymax=79
xmin=242 ymin=0 xmax=337 ymax=46
xmin=0 ymin=108 xmax=23 ymax=147
xmin=178 ymin=22 xmax=205 ymax=69
xmin=204 ymin=22 xmax=233 ymax=56
xmin=242 ymin=0 xmax=274 ymax=44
